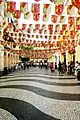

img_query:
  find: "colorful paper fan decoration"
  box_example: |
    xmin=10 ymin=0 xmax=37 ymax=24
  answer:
xmin=20 ymin=2 xmax=28 ymax=13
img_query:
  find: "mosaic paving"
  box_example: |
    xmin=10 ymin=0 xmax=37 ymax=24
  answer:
xmin=0 ymin=67 xmax=80 ymax=120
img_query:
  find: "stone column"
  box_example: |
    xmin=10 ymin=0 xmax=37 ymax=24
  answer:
xmin=16 ymin=55 xmax=19 ymax=64
xmin=66 ymin=50 xmax=72 ymax=65
xmin=4 ymin=51 xmax=8 ymax=74
xmin=11 ymin=54 xmax=14 ymax=67
xmin=60 ymin=53 xmax=64 ymax=63
xmin=8 ymin=53 xmax=11 ymax=69
xmin=75 ymin=45 xmax=80 ymax=62
xmin=4 ymin=51 xmax=8 ymax=68
xmin=0 ymin=44 xmax=4 ymax=76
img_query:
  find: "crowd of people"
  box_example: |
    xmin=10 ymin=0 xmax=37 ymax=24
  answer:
xmin=14 ymin=60 xmax=80 ymax=79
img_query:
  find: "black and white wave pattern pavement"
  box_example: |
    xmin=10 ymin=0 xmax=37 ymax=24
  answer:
xmin=0 ymin=67 xmax=80 ymax=120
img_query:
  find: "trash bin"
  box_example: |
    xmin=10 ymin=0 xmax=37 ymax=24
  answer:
xmin=77 ymin=70 xmax=80 ymax=80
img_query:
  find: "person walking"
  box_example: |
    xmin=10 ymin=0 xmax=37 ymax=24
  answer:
xmin=58 ymin=61 xmax=62 ymax=74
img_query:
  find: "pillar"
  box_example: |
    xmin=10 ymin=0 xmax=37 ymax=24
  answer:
xmin=16 ymin=55 xmax=19 ymax=64
xmin=11 ymin=54 xmax=14 ymax=67
xmin=4 ymin=51 xmax=8 ymax=74
xmin=66 ymin=50 xmax=73 ymax=65
xmin=75 ymin=45 xmax=80 ymax=62
xmin=0 ymin=44 xmax=4 ymax=76
xmin=60 ymin=53 xmax=64 ymax=63
xmin=8 ymin=53 xmax=11 ymax=69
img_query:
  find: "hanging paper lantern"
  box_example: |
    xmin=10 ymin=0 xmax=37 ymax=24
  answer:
xmin=50 ymin=0 xmax=54 ymax=3
xmin=33 ymin=29 xmax=37 ymax=33
xmin=36 ymin=35 xmax=39 ymax=38
xmin=27 ymin=28 xmax=31 ymax=33
xmin=70 ymin=30 xmax=76 ymax=39
xmin=78 ymin=9 xmax=80 ymax=15
xmin=22 ymin=24 xmax=26 ymax=30
xmin=67 ymin=5 xmax=77 ymax=15
xmin=72 ymin=0 xmax=80 ymax=9
xmin=35 ymin=0 xmax=40 ymax=2
xmin=60 ymin=30 xmax=63 ymax=35
xmin=7 ymin=1 xmax=16 ymax=13
xmin=43 ymin=4 xmax=51 ymax=13
xmin=60 ymin=16 xmax=65 ymax=23
xmin=76 ymin=25 xmax=80 ymax=30
xmin=53 ymin=36 xmax=56 ymax=39
xmin=45 ymin=35 xmax=48 ymax=39
xmin=33 ymin=13 xmax=40 ymax=21
xmin=13 ymin=10 xmax=21 ymax=19
xmin=40 ymin=35 xmax=43 ymax=38
xmin=51 ymin=15 xmax=58 ymax=23
xmin=20 ymin=2 xmax=28 ymax=13
xmin=27 ymin=34 xmax=30 ymax=38
xmin=55 ymin=4 xmax=64 ymax=15
xmin=32 ymin=35 xmax=34 ymax=38
xmin=62 ymin=24 xmax=67 ymax=31
xmin=76 ymin=17 xmax=80 ymax=25
xmin=42 ymin=24 xmax=46 ymax=30
xmin=39 ymin=29 xmax=42 ymax=34
xmin=68 ymin=17 xmax=75 ymax=24
xmin=24 ymin=12 xmax=31 ymax=20
xmin=35 ymin=24 xmax=40 ymax=30
xmin=44 ymin=30 xmax=47 ymax=34
xmin=55 ymin=24 xmax=60 ymax=32
xmin=31 ymin=4 xmax=40 ymax=13
xmin=0 ymin=0 xmax=4 ymax=10
xmin=43 ymin=13 xmax=49 ymax=22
